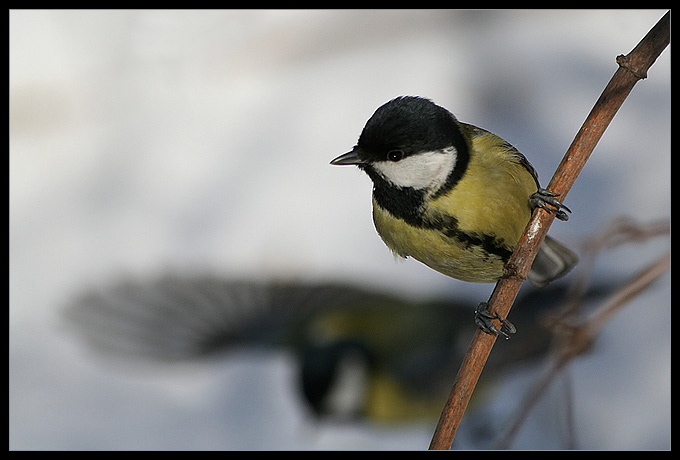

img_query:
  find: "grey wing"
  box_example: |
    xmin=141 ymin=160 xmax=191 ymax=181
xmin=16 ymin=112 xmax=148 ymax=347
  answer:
xmin=62 ymin=274 xmax=380 ymax=362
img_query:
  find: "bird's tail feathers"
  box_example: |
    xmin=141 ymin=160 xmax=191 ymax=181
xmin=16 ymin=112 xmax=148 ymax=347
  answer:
xmin=528 ymin=235 xmax=579 ymax=287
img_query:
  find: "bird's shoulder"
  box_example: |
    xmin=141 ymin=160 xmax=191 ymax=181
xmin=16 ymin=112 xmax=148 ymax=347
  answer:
xmin=460 ymin=123 xmax=540 ymax=187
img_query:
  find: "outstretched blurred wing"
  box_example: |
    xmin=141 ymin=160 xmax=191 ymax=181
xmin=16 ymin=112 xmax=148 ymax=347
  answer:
xmin=63 ymin=274 xmax=386 ymax=361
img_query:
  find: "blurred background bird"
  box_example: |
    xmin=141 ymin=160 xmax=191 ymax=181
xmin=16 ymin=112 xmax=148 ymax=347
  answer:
xmin=63 ymin=274 xmax=611 ymax=424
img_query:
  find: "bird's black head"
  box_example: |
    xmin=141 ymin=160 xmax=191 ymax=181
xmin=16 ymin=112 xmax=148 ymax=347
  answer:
xmin=356 ymin=96 xmax=465 ymax=163
xmin=331 ymin=96 xmax=471 ymax=219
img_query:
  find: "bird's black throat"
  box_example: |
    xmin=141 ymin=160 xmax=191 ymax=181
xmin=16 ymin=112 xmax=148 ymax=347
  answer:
xmin=365 ymin=165 xmax=514 ymax=263
xmin=363 ymin=165 xmax=428 ymax=228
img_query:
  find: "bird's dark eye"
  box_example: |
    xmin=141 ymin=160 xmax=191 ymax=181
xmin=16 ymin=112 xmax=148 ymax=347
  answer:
xmin=387 ymin=150 xmax=404 ymax=162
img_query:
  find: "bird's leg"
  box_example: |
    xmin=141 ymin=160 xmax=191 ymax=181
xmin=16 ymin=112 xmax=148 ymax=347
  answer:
xmin=475 ymin=302 xmax=516 ymax=339
xmin=530 ymin=188 xmax=570 ymax=221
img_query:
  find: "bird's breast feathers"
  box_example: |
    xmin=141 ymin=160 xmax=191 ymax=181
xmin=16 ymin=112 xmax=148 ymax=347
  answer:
xmin=371 ymin=135 xmax=538 ymax=282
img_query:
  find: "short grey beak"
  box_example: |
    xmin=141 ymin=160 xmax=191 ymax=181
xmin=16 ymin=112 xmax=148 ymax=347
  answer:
xmin=330 ymin=149 xmax=366 ymax=166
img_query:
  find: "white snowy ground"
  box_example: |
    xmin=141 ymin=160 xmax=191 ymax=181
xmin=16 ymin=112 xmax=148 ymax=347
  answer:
xmin=10 ymin=10 xmax=670 ymax=450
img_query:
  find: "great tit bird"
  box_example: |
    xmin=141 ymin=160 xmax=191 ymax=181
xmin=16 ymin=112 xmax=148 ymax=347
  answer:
xmin=64 ymin=274 xmax=579 ymax=423
xmin=331 ymin=96 xmax=578 ymax=290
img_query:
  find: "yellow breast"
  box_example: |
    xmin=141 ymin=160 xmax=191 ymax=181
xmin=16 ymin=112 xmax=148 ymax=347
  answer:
xmin=372 ymin=126 xmax=538 ymax=283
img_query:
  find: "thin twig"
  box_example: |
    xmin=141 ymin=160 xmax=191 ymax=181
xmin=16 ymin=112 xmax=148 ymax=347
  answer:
xmin=496 ymin=219 xmax=670 ymax=449
xmin=428 ymin=11 xmax=670 ymax=450
xmin=496 ymin=250 xmax=669 ymax=450
xmin=556 ymin=217 xmax=670 ymax=320
xmin=498 ymin=252 xmax=670 ymax=449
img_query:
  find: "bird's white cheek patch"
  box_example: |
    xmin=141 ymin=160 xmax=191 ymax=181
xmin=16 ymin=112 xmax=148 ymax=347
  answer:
xmin=372 ymin=147 xmax=457 ymax=191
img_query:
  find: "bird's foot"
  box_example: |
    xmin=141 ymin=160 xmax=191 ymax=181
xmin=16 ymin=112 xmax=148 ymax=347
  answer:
xmin=530 ymin=188 xmax=570 ymax=221
xmin=475 ymin=302 xmax=516 ymax=339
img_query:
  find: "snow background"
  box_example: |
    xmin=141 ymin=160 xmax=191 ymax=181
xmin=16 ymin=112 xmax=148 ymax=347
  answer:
xmin=10 ymin=10 xmax=670 ymax=450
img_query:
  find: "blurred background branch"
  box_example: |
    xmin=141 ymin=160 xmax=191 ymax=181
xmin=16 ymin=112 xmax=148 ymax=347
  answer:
xmin=497 ymin=218 xmax=670 ymax=449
